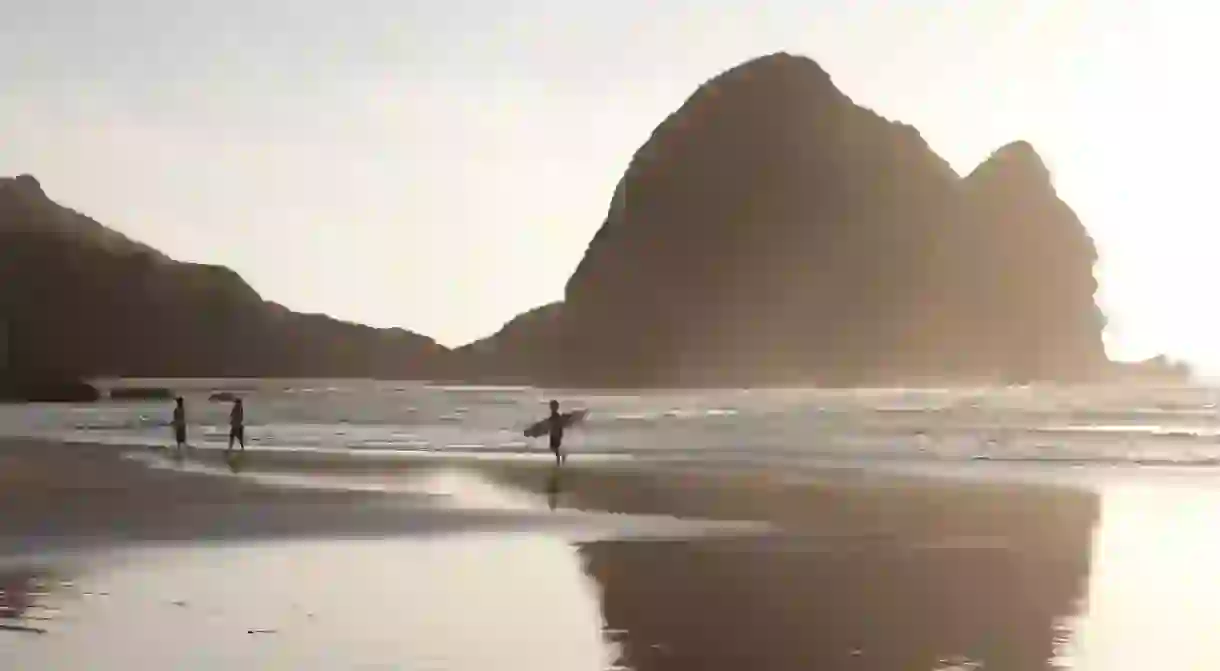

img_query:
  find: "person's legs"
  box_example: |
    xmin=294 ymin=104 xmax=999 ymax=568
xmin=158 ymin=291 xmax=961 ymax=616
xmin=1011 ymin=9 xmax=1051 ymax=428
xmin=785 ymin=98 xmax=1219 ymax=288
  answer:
xmin=238 ymin=428 xmax=245 ymax=451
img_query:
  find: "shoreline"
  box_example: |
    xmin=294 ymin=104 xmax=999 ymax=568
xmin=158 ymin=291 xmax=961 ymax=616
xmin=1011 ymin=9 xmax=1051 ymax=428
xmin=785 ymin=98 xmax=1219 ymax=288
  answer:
xmin=0 ymin=438 xmax=776 ymax=553
xmin=0 ymin=437 xmax=1097 ymax=550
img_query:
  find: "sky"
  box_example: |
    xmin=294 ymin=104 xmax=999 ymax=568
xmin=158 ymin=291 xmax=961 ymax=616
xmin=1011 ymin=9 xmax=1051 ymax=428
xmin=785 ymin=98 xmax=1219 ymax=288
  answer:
xmin=1 ymin=0 xmax=1216 ymax=369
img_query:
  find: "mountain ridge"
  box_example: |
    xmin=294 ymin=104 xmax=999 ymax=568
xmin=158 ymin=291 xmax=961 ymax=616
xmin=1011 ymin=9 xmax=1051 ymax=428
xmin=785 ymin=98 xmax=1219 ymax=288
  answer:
xmin=0 ymin=177 xmax=443 ymax=381
xmin=2 ymin=52 xmax=1171 ymax=387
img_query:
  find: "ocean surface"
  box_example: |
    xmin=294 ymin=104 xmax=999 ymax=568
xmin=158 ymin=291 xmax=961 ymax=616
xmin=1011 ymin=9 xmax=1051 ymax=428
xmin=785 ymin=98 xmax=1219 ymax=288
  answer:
xmin=3 ymin=379 xmax=1220 ymax=471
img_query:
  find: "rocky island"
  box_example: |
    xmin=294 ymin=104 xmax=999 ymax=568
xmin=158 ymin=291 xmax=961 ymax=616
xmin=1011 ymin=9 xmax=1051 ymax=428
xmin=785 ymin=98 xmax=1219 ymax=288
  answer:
xmin=462 ymin=52 xmax=1111 ymax=387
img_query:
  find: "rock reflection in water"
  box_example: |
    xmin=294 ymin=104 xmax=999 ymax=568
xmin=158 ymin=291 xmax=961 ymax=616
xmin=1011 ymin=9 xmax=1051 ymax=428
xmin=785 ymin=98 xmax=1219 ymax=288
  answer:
xmin=580 ymin=489 xmax=1099 ymax=671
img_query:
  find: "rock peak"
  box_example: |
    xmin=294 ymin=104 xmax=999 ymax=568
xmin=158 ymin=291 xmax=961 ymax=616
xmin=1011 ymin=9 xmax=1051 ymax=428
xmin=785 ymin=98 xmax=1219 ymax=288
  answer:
xmin=972 ymin=141 xmax=1052 ymax=185
xmin=702 ymin=51 xmax=836 ymax=97
xmin=0 ymin=174 xmax=45 ymax=198
xmin=727 ymin=51 xmax=829 ymax=74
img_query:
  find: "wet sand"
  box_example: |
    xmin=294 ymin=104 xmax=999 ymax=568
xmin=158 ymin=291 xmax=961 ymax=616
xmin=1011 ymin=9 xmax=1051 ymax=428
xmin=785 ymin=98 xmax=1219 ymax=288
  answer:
xmin=0 ymin=438 xmax=1105 ymax=669
xmin=0 ymin=441 xmax=768 ymax=550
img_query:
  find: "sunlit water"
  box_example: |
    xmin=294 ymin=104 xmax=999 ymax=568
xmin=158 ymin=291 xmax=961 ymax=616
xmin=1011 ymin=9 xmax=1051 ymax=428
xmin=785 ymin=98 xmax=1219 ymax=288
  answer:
xmin=6 ymin=381 xmax=1220 ymax=668
xmin=3 ymin=380 xmax=1220 ymax=467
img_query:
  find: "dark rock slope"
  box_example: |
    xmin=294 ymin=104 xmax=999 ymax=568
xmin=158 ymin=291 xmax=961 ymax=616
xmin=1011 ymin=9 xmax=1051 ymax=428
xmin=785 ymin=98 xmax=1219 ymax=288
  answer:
xmin=0 ymin=175 xmax=444 ymax=380
xmin=444 ymin=302 xmax=563 ymax=384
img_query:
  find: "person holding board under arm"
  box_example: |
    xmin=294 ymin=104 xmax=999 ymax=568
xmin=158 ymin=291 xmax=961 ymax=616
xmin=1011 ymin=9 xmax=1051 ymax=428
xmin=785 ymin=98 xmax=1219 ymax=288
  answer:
xmin=546 ymin=400 xmax=564 ymax=465
xmin=524 ymin=399 xmax=587 ymax=466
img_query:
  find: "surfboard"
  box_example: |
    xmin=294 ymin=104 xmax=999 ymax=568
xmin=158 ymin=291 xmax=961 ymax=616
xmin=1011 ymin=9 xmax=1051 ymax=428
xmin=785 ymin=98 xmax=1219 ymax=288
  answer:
xmin=523 ymin=409 xmax=588 ymax=438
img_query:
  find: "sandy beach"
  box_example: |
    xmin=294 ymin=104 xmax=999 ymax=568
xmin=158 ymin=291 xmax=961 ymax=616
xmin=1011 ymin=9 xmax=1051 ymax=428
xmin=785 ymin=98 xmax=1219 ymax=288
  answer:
xmin=6 ymin=437 xmax=1220 ymax=669
xmin=0 ymin=437 xmax=1122 ymax=670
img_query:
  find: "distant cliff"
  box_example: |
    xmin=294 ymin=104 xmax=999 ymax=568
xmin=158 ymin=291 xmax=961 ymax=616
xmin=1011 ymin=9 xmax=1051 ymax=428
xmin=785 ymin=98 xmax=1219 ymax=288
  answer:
xmin=0 ymin=175 xmax=443 ymax=380
xmin=468 ymin=52 xmax=1108 ymax=387
xmin=443 ymin=302 xmax=562 ymax=384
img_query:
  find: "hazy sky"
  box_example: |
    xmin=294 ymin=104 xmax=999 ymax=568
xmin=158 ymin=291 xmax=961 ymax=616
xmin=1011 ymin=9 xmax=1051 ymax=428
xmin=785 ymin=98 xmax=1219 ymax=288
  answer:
xmin=2 ymin=1 xmax=1215 ymax=368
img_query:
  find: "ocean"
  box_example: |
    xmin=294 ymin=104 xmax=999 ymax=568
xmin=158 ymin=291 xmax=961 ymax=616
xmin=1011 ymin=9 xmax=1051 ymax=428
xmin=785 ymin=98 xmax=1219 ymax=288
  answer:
xmin=3 ymin=379 xmax=1220 ymax=471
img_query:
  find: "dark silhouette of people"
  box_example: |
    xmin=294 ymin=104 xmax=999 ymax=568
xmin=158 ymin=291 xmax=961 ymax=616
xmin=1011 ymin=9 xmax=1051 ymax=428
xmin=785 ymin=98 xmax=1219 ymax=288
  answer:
xmin=227 ymin=398 xmax=245 ymax=452
xmin=548 ymin=399 xmax=564 ymax=466
xmin=172 ymin=396 xmax=187 ymax=453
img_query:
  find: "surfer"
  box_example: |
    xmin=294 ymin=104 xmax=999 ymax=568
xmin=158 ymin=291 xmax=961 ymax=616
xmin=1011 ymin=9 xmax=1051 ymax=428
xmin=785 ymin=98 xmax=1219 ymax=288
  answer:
xmin=227 ymin=398 xmax=245 ymax=452
xmin=525 ymin=400 xmax=585 ymax=464
xmin=547 ymin=399 xmax=565 ymax=465
xmin=172 ymin=396 xmax=187 ymax=452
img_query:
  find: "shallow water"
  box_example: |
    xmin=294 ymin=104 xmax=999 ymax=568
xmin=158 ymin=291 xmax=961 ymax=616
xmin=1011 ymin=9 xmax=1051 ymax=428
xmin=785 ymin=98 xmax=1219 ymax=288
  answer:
xmin=3 ymin=380 xmax=1220 ymax=469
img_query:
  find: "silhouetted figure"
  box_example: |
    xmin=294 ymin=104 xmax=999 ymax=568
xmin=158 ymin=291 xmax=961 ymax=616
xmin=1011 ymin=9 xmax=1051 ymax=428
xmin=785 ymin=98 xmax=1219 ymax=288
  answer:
xmin=525 ymin=400 xmax=587 ymax=463
xmin=547 ymin=399 xmax=565 ymax=466
xmin=227 ymin=398 xmax=245 ymax=452
xmin=172 ymin=396 xmax=187 ymax=453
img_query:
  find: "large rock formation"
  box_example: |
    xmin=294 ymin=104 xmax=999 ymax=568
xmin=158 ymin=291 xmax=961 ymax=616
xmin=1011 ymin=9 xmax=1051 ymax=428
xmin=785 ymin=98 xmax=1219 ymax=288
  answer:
xmin=956 ymin=142 xmax=1106 ymax=381
xmin=471 ymin=52 xmax=1107 ymax=387
xmin=0 ymin=175 xmax=444 ymax=380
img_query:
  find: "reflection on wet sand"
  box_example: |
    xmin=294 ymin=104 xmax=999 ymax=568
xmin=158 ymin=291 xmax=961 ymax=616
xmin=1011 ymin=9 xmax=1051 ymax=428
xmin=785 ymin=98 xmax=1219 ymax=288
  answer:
xmin=2 ymin=537 xmax=621 ymax=670
xmin=225 ymin=449 xmax=246 ymax=474
xmin=1 ymin=474 xmax=1100 ymax=670
xmin=576 ymin=484 xmax=1099 ymax=671
xmin=546 ymin=467 xmax=564 ymax=511
xmin=23 ymin=437 xmax=1220 ymax=669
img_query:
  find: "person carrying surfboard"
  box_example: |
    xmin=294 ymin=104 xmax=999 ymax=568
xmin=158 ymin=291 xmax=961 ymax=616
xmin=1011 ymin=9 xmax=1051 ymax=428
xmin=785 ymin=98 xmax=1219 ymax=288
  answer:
xmin=524 ymin=400 xmax=587 ymax=465
xmin=546 ymin=399 xmax=565 ymax=465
